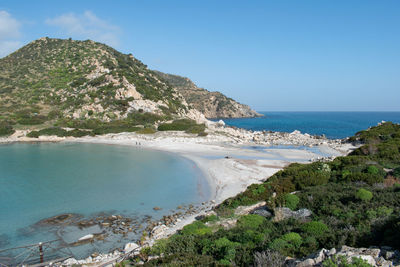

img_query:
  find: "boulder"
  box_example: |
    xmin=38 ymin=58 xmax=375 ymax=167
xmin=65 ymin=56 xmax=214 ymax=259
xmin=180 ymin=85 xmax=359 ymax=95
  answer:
xmin=273 ymin=207 xmax=312 ymax=221
xmin=251 ymin=207 xmax=272 ymax=218
xmin=235 ymin=201 xmax=267 ymax=216
xmin=124 ymin=242 xmax=139 ymax=253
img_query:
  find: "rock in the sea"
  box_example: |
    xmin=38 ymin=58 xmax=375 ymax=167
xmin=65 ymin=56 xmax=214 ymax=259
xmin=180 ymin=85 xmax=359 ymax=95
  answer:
xmin=78 ymin=234 xmax=94 ymax=241
xmin=153 ymin=206 xmax=162 ymax=211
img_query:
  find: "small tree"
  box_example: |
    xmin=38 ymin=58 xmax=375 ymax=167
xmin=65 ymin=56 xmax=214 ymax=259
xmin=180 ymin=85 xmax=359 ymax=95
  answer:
xmin=355 ymin=188 xmax=373 ymax=202
xmin=284 ymin=193 xmax=300 ymax=210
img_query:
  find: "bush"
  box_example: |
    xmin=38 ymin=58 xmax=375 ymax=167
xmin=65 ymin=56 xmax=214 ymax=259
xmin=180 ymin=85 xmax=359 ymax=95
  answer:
xmin=355 ymin=188 xmax=373 ymax=202
xmin=367 ymin=165 xmax=379 ymax=175
xmin=0 ymin=122 xmax=15 ymax=136
xmin=181 ymin=221 xmax=211 ymax=236
xmin=393 ymin=167 xmax=400 ymax=178
xmin=301 ymin=221 xmax=329 ymax=237
xmin=136 ymin=127 xmax=156 ymax=134
xmin=284 ymin=193 xmax=299 ymax=210
xmin=281 ymin=232 xmax=303 ymax=248
xmin=26 ymin=131 xmax=39 ymax=138
xmin=237 ymin=215 xmax=265 ymax=229
xmin=376 ymin=206 xmax=393 ymax=217
xmin=157 ymin=119 xmax=198 ymax=131
xmin=185 ymin=124 xmax=206 ymax=134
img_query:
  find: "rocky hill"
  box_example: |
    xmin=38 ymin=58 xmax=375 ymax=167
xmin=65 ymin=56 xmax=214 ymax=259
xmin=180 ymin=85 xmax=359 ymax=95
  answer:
xmin=0 ymin=37 xmax=203 ymax=127
xmin=0 ymin=37 xmax=259 ymax=130
xmin=154 ymin=71 xmax=262 ymax=119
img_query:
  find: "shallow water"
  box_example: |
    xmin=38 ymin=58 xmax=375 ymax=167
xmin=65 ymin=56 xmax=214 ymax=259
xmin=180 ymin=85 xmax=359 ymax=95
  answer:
xmin=0 ymin=142 xmax=210 ymax=259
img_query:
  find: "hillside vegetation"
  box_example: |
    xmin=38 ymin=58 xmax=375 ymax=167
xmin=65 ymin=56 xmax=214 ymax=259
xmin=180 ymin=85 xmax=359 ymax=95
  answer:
xmin=134 ymin=123 xmax=400 ymax=266
xmin=0 ymin=38 xmax=187 ymax=127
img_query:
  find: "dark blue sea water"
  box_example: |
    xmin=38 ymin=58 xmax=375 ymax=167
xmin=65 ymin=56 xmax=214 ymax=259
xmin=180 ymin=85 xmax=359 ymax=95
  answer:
xmin=220 ymin=112 xmax=400 ymax=139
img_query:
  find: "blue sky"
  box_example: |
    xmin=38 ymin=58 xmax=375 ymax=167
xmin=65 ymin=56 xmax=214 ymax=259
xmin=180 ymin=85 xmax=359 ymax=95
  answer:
xmin=0 ymin=0 xmax=399 ymax=111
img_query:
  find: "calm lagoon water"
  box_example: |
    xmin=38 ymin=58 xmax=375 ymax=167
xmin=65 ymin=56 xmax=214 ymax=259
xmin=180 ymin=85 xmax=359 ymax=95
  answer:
xmin=0 ymin=142 xmax=209 ymax=259
xmin=220 ymin=112 xmax=400 ymax=139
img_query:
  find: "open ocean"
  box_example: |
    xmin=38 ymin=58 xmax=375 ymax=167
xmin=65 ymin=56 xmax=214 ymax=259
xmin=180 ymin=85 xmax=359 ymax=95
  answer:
xmin=220 ymin=112 xmax=400 ymax=139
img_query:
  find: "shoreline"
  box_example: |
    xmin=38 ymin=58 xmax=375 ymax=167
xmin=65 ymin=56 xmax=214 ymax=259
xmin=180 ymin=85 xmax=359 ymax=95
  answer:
xmin=0 ymin=127 xmax=357 ymax=265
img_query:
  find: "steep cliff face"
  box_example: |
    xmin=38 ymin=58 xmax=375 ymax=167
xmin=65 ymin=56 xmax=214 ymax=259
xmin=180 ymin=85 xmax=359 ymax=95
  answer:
xmin=154 ymin=71 xmax=262 ymax=119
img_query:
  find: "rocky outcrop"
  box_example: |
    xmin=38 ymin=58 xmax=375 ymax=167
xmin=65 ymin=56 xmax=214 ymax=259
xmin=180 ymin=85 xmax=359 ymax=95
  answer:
xmin=273 ymin=207 xmax=312 ymax=222
xmin=288 ymin=246 xmax=400 ymax=267
xmin=154 ymin=71 xmax=262 ymax=119
xmin=235 ymin=201 xmax=267 ymax=216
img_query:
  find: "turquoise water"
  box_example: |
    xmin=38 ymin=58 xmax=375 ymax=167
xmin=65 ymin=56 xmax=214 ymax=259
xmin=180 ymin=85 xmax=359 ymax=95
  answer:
xmin=0 ymin=143 xmax=209 ymax=259
xmin=220 ymin=112 xmax=400 ymax=139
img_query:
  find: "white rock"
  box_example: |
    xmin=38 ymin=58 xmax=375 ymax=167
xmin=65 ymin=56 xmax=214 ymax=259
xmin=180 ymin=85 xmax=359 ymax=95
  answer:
xmin=235 ymin=201 xmax=266 ymax=216
xmin=124 ymin=242 xmax=139 ymax=253
xmin=78 ymin=234 xmax=94 ymax=241
xmin=63 ymin=258 xmax=78 ymax=265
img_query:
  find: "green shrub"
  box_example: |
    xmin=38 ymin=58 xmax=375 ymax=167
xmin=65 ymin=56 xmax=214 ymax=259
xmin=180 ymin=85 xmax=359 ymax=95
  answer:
xmin=393 ymin=167 xmax=400 ymax=178
xmin=355 ymin=188 xmax=373 ymax=202
xmin=202 ymin=215 xmax=219 ymax=223
xmin=26 ymin=131 xmax=39 ymax=138
xmin=136 ymin=127 xmax=156 ymax=134
xmin=181 ymin=221 xmax=211 ymax=236
xmin=367 ymin=165 xmax=379 ymax=175
xmin=284 ymin=193 xmax=299 ymax=210
xmin=158 ymin=119 xmax=198 ymax=131
xmin=185 ymin=124 xmax=206 ymax=134
xmin=376 ymin=206 xmax=393 ymax=217
xmin=281 ymin=232 xmax=303 ymax=248
xmin=237 ymin=214 xmax=265 ymax=229
xmin=0 ymin=122 xmax=15 ymax=136
xmin=301 ymin=221 xmax=329 ymax=237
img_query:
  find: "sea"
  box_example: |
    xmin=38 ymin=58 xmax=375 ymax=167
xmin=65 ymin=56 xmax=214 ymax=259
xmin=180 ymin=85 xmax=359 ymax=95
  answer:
xmin=219 ymin=111 xmax=400 ymax=139
xmin=0 ymin=143 xmax=209 ymax=262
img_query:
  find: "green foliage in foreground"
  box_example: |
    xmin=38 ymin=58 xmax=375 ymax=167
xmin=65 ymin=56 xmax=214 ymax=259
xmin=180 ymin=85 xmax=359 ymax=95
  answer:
xmin=0 ymin=121 xmax=15 ymax=136
xmin=140 ymin=123 xmax=400 ymax=266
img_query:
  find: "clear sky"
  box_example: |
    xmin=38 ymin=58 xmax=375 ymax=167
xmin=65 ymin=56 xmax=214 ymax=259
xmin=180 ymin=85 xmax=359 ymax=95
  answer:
xmin=1 ymin=0 xmax=399 ymax=111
